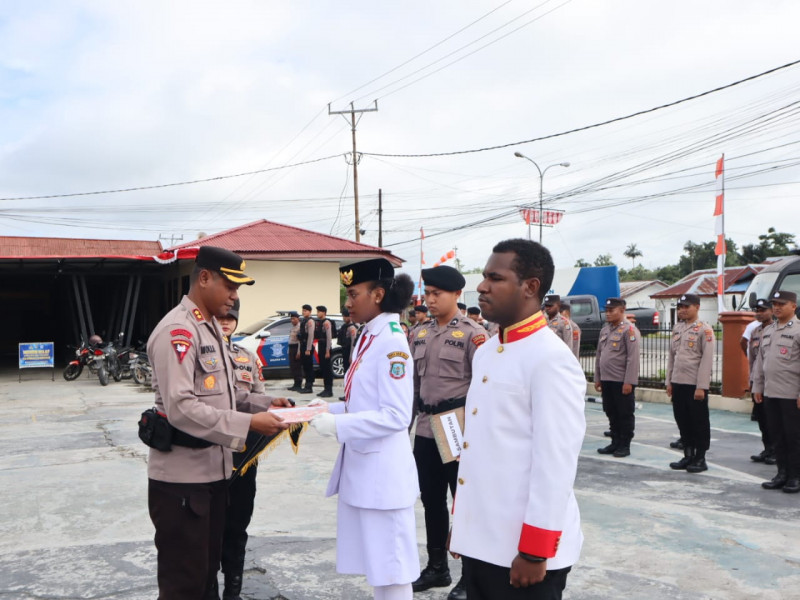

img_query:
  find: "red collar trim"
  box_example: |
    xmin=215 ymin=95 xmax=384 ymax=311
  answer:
xmin=500 ymin=311 xmax=548 ymax=344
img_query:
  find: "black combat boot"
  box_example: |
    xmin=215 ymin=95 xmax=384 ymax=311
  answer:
xmin=761 ymin=468 xmax=788 ymax=490
xmin=318 ymin=388 xmax=333 ymax=398
xmin=686 ymin=450 xmax=708 ymax=473
xmin=669 ymin=438 xmax=685 ymax=449
xmin=597 ymin=438 xmax=618 ymax=455
xmin=670 ymin=446 xmax=694 ymax=470
xmin=222 ymin=572 xmax=243 ymax=600
xmin=447 ymin=576 xmax=467 ymax=600
xmin=613 ymin=443 xmax=630 ymax=458
xmin=412 ymin=548 xmax=451 ymax=592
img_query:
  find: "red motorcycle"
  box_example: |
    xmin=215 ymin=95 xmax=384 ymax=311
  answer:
xmin=63 ymin=336 xmax=106 ymax=382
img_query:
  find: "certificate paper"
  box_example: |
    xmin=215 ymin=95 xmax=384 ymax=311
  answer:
xmin=430 ymin=407 xmax=465 ymax=463
xmin=269 ymin=404 xmax=329 ymax=424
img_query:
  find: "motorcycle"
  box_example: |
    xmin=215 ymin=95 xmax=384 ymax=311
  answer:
xmin=117 ymin=341 xmax=147 ymax=381
xmin=131 ymin=348 xmax=151 ymax=385
xmin=63 ymin=337 xmax=106 ymax=381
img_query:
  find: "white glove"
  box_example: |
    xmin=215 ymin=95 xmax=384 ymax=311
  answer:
xmin=308 ymin=398 xmax=328 ymax=407
xmin=311 ymin=413 xmax=338 ymax=439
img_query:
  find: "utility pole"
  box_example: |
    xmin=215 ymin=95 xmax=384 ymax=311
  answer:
xmin=158 ymin=233 xmax=184 ymax=247
xmin=328 ymin=100 xmax=378 ymax=242
xmin=378 ymin=188 xmax=383 ymax=248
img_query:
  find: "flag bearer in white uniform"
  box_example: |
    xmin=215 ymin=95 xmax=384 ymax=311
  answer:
xmin=310 ymin=258 xmax=420 ymax=600
xmin=450 ymin=239 xmax=586 ymax=600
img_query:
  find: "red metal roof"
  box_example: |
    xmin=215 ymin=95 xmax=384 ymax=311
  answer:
xmin=168 ymin=219 xmax=404 ymax=265
xmin=0 ymin=236 xmax=162 ymax=259
xmin=650 ymin=265 xmax=763 ymax=298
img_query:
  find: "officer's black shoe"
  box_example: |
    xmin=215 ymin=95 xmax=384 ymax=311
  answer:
xmin=613 ymin=445 xmax=630 ymax=458
xmin=764 ymin=453 xmax=778 ymax=465
xmin=338 ymin=396 xmax=346 ymax=402
xmin=686 ymin=457 xmax=708 ymax=473
xmin=298 ymin=387 xmax=314 ymax=394
xmin=318 ymin=389 xmax=333 ymax=398
xmin=782 ymin=478 xmax=800 ymax=493
xmin=597 ymin=442 xmax=617 ymax=455
xmin=412 ymin=549 xmax=451 ymax=592
xmin=750 ymin=450 xmax=767 ymax=462
xmin=222 ymin=573 xmax=242 ymax=600
xmin=761 ymin=471 xmax=788 ymax=490
xmin=603 ymin=430 xmax=612 ymax=437
xmin=669 ymin=438 xmax=685 ymax=450
xmin=286 ymin=384 xmax=301 ymax=392
xmin=447 ymin=576 xmax=467 ymax=600
xmin=670 ymin=447 xmax=694 ymax=470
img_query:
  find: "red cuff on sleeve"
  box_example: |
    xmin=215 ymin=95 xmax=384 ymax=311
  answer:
xmin=518 ymin=523 xmax=562 ymax=558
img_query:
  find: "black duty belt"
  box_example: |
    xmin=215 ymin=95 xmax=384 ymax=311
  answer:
xmin=171 ymin=426 xmax=214 ymax=449
xmin=417 ymin=396 xmax=466 ymax=415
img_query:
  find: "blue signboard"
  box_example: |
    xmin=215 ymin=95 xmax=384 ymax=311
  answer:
xmin=19 ymin=342 xmax=55 ymax=369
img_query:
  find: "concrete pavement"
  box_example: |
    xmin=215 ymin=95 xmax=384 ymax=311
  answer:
xmin=1 ymin=372 xmax=799 ymax=599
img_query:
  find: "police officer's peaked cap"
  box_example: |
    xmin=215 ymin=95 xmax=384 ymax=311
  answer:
xmin=225 ymin=299 xmax=240 ymax=321
xmin=422 ymin=265 xmax=466 ymax=292
xmin=302 ymin=304 xmax=313 ymax=311
xmin=467 ymin=306 xmax=481 ymax=315
xmin=316 ymin=305 xmax=327 ymax=313
xmin=543 ymin=294 xmax=560 ymax=306
xmin=605 ymin=297 xmax=626 ymax=308
xmin=414 ymin=305 xmax=428 ymax=314
xmin=339 ymin=258 xmax=394 ymax=287
xmin=196 ymin=246 xmax=255 ymax=285
xmin=772 ymin=290 xmax=798 ymax=303
xmin=457 ymin=302 xmax=467 ymax=310
xmin=754 ymin=298 xmax=772 ymax=310
xmin=677 ymin=293 xmax=700 ymax=306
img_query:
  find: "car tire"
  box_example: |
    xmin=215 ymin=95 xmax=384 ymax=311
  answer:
xmin=331 ymin=351 xmax=344 ymax=378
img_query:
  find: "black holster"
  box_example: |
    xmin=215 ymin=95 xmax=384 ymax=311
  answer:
xmin=138 ymin=407 xmax=215 ymax=451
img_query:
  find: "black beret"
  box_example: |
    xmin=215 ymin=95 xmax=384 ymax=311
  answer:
xmin=677 ymin=294 xmax=701 ymax=306
xmin=467 ymin=306 xmax=481 ymax=315
xmin=543 ymin=294 xmax=560 ymax=305
xmin=341 ymin=307 xmax=350 ymax=317
xmin=302 ymin=304 xmax=312 ymax=311
xmin=772 ymin=290 xmax=798 ymax=304
xmin=414 ymin=305 xmax=428 ymax=313
xmin=225 ymin=298 xmax=240 ymax=320
xmin=754 ymin=298 xmax=772 ymax=310
xmin=340 ymin=258 xmax=394 ymax=287
xmin=196 ymin=246 xmax=254 ymax=285
xmin=605 ymin=297 xmax=626 ymax=308
xmin=316 ymin=305 xmax=327 ymax=313
xmin=422 ymin=265 xmax=466 ymax=292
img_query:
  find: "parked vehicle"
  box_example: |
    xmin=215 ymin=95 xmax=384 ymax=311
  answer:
xmin=233 ymin=312 xmax=346 ymax=379
xmin=739 ymin=255 xmax=800 ymax=315
xmin=131 ymin=349 xmax=151 ymax=385
xmin=564 ymin=294 xmax=660 ymax=346
xmin=63 ymin=342 xmax=96 ymax=381
xmin=116 ymin=341 xmax=146 ymax=380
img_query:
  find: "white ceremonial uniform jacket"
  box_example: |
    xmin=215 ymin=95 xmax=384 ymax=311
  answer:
xmin=451 ymin=311 xmax=586 ymax=571
xmin=326 ymin=312 xmax=419 ymax=509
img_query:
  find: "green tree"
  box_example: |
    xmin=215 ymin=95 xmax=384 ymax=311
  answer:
xmin=594 ymin=254 xmax=615 ymax=267
xmin=623 ymin=243 xmax=643 ymax=269
xmin=741 ymin=228 xmax=797 ymax=263
xmin=619 ymin=265 xmax=657 ymax=282
xmin=574 ymin=258 xmax=591 ymax=268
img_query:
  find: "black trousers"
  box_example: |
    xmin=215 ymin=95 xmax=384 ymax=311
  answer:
xmin=319 ymin=348 xmax=333 ymax=390
xmin=751 ymin=395 xmax=773 ymax=451
xmin=148 ymin=478 xmax=227 ymax=600
xmin=671 ymin=383 xmax=710 ymax=452
xmin=600 ymin=381 xmax=636 ymax=443
xmin=221 ymin=463 xmax=257 ymax=577
xmin=342 ymin=345 xmax=352 ymax=374
xmin=288 ymin=343 xmax=303 ymax=386
xmin=462 ymin=557 xmax=570 ymax=600
xmin=764 ymin=396 xmax=800 ymax=477
xmin=301 ymin=350 xmax=315 ymax=388
xmin=414 ymin=435 xmax=458 ymax=550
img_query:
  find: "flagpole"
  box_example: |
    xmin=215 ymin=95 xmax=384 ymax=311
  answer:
xmin=714 ymin=154 xmax=726 ymax=313
xmin=419 ymin=227 xmax=424 ymax=300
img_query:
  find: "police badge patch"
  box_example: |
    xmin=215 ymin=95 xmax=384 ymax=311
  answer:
xmin=390 ymin=361 xmax=406 ymax=379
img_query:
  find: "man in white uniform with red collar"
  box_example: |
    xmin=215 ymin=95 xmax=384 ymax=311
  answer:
xmin=450 ymin=238 xmax=586 ymax=599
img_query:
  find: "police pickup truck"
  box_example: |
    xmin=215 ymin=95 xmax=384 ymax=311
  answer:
xmin=738 ymin=255 xmax=800 ymax=314
xmin=565 ymin=294 xmax=660 ymax=346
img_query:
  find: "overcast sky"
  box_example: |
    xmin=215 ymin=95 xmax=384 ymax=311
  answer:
xmin=1 ymin=1 xmax=799 ymax=280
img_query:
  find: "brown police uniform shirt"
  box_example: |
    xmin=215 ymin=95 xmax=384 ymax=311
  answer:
xmin=568 ymin=318 xmax=581 ymax=358
xmin=227 ymin=341 xmax=266 ymax=394
xmin=752 ymin=320 xmax=800 ymax=399
xmin=547 ymin=313 xmax=573 ymax=348
xmin=595 ymin=320 xmax=640 ymax=386
xmin=747 ymin=322 xmax=768 ymax=383
xmin=412 ymin=314 xmax=486 ymax=438
xmin=303 ymin=318 xmax=315 ymax=353
xmin=666 ymin=320 xmax=715 ymax=390
xmin=288 ymin=322 xmax=300 ymax=345
xmin=147 ymin=296 xmax=272 ymax=484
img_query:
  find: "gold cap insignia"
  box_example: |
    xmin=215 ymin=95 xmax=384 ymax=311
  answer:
xmin=240 ymin=260 xmax=246 ymax=270
xmin=340 ymin=269 xmax=354 ymax=285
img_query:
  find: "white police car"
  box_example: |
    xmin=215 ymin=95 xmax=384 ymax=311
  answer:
xmin=233 ymin=312 xmax=346 ymax=379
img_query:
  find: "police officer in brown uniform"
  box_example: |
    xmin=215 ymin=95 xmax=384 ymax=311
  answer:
xmin=666 ymin=293 xmax=715 ymax=474
xmin=752 ymin=290 xmax=800 ymax=493
xmin=217 ymin=299 xmax=273 ymax=600
xmin=298 ymin=304 xmax=316 ymax=394
xmin=543 ymin=295 xmax=573 ymax=349
xmin=146 ymin=246 xmax=290 ymax=600
xmin=560 ymin=302 xmax=581 ymax=359
xmin=412 ymin=266 xmax=485 ymax=600
xmin=742 ymin=299 xmax=775 ymax=464
xmin=409 ymin=304 xmax=430 ymax=343
xmin=595 ymin=297 xmax=641 ymax=458
xmin=286 ymin=311 xmax=303 ymax=392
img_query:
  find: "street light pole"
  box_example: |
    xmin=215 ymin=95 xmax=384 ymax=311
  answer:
xmin=514 ymin=152 xmax=570 ymax=244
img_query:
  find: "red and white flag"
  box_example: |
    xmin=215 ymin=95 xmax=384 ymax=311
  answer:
xmin=714 ymin=155 xmax=726 ymax=313
xmin=520 ymin=208 xmax=564 ymax=226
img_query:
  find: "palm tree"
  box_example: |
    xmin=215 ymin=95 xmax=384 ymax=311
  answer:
xmin=623 ymin=243 xmax=643 ymax=269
